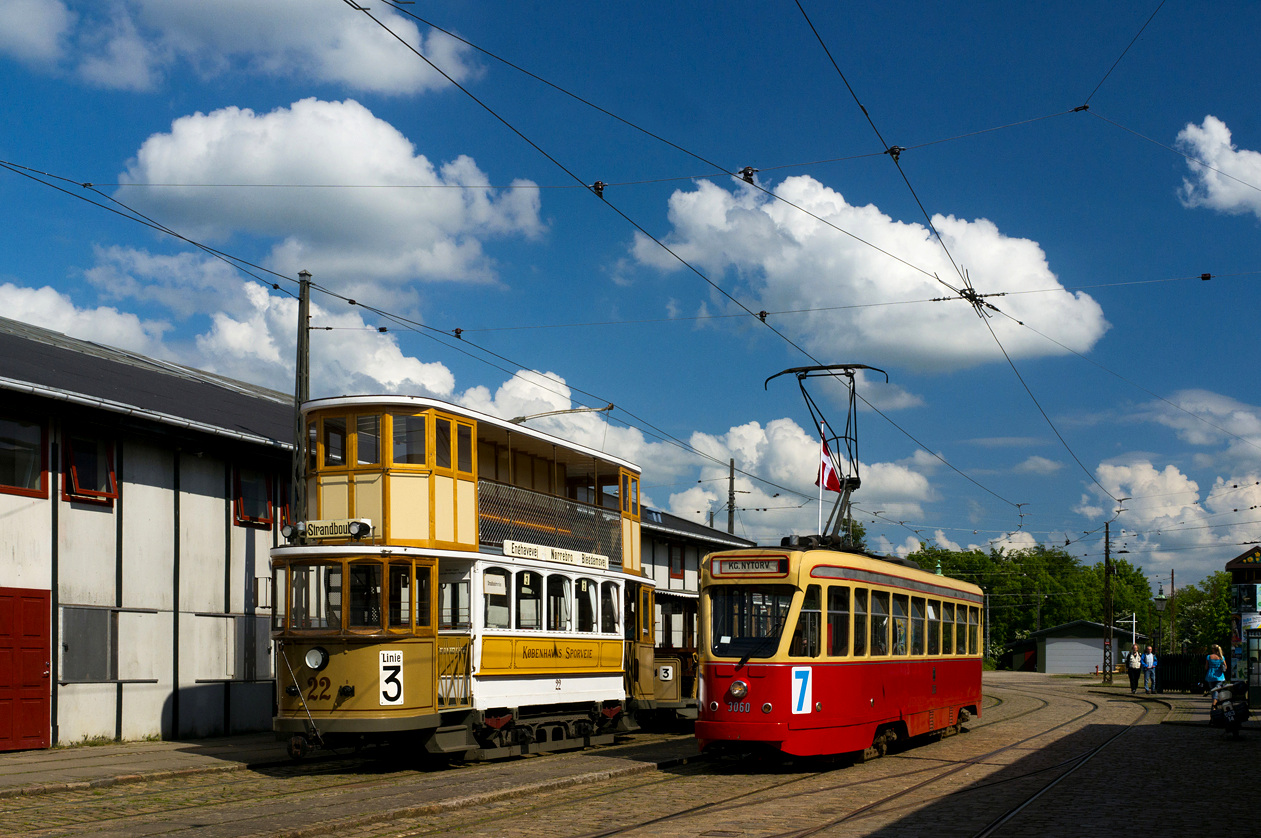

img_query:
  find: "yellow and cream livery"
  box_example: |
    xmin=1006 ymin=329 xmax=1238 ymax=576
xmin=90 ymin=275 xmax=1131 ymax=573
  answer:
xmin=271 ymin=396 xmax=656 ymax=759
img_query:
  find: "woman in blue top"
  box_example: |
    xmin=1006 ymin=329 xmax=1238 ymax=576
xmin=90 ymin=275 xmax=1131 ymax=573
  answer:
xmin=1205 ymin=644 xmax=1226 ymax=692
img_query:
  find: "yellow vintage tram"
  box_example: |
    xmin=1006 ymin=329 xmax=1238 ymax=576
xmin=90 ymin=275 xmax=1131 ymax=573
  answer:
xmin=271 ymin=396 xmax=657 ymax=759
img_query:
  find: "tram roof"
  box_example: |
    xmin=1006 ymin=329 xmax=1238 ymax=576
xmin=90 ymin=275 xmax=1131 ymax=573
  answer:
xmin=303 ymin=395 xmax=639 ymax=474
xmin=0 ymin=316 xmax=292 ymax=449
xmin=709 ymin=545 xmax=984 ymax=597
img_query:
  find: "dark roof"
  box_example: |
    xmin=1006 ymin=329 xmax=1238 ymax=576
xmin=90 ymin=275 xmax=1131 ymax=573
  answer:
xmin=0 ymin=317 xmax=293 ymax=449
xmin=1004 ymin=619 xmax=1148 ymax=649
xmin=1226 ymin=546 xmax=1261 ymax=571
xmin=641 ymin=507 xmax=755 ymax=549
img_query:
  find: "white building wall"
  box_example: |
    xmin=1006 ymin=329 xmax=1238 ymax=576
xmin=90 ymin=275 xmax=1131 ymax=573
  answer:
xmin=58 ymin=495 xmax=117 ymax=607
xmin=56 ymin=684 xmax=116 ymax=743
xmin=178 ymin=456 xmax=229 ymax=614
xmin=122 ymin=446 xmax=175 ymax=611
xmin=1043 ymin=636 xmax=1103 ymax=674
xmin=0 ymin=493 xmax=51 ymax=589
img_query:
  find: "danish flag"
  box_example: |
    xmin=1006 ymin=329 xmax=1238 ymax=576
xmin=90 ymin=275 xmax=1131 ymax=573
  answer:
xmin=816 ymin=437 xmax=842 ymax=493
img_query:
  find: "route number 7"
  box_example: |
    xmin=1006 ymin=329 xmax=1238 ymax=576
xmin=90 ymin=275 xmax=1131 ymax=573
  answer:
xmin=791 ymin=666 xmax=812 ymax=714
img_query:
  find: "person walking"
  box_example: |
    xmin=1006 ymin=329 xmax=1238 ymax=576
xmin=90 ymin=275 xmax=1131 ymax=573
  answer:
xmin=1126 ymin=643 xmax=1143 ymax=694
xmin=1204 ymin=644 xmax=1226 ymax=693
xmin=1141 ymin=645 xmax=1158 ymax=693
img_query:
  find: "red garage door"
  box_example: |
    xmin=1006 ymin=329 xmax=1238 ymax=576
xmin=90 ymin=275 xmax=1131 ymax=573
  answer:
xmin=0 ymin=587 xmax=51 ymax=751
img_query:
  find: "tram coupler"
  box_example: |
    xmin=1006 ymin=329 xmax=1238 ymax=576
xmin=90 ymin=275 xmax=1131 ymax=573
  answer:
xmin=287 ymin=734 xmax=311 ymax=760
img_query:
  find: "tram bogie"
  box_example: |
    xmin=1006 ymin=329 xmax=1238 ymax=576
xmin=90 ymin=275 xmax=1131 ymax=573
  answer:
xmin=696 ymin=546 xmax=983 ymax=759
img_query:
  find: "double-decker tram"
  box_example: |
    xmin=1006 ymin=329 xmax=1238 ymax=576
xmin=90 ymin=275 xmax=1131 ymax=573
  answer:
xmin=696 ymin=540 xmax=983 ymax=759
xmin=271 ymin=396 xmax=657 ymax=759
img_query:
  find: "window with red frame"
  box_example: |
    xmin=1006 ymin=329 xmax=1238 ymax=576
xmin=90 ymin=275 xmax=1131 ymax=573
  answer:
xmin=0 ymin=415 xmax=47 ymax=498
xmin=64 ymin=435 xmax=118 ymax=503
xmin=669 ymin=544 xmax=684 ymax=579
xmin=235 ymin=467 xmax=274 ymax=527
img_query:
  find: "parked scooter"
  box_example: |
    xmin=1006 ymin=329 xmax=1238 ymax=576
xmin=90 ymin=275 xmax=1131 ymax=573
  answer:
xmin=1208 ymin=680 xmax=1250 ymax=737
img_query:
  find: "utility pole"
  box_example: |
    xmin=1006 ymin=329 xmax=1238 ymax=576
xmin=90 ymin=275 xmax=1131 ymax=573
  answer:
xmin=292 ymin=270 xmax=311 ymax=534
xmin=727 ymin=458 xmax=735 ymax=534
xmin=1103 ymin=521 xmax=1114 ymax=684
xmin=1170 ymin=568 xmax=1176 ymax=654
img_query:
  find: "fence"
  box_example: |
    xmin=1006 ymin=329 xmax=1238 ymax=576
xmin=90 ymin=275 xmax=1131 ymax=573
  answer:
xmin=1155 ymin=653 xmax=1203 ymax=693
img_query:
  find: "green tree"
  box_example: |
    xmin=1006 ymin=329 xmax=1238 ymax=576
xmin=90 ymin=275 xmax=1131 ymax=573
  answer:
xmin=1173 ymin=571 xmax=1232 ymax=652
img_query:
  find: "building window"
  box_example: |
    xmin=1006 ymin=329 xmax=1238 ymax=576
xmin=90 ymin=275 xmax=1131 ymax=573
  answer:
xmin=234 ymin=468 xmax=274 ymax=528
xmin=63 ymin=435 xmax=117 ymax=503
xmin=61 ymin=607 xmax=116 ymax=682
xmin=0 ymin=415 xmax=46 ymax=498
xmin=669 ymin=544 xmax=684 ymax=579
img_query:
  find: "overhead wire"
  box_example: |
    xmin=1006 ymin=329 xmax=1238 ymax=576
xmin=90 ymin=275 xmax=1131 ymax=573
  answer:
xmin=343 ymin=1 xmax=1026 ymax=520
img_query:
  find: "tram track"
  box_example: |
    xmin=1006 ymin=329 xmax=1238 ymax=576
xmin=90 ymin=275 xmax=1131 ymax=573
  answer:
xmin=528 ymin=683 xmax=1136 ymax=838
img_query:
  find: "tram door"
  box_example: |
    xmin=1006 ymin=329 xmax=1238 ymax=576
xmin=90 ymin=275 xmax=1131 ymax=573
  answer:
xmin=625 ymin=583 xmax=655 ymax=701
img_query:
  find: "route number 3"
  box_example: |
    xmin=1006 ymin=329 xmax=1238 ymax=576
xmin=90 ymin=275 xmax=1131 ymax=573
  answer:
xmin=379 ymin=649 xmax=404 ymax=706
xmin=791 ymin=666 xmax=812 ymax=715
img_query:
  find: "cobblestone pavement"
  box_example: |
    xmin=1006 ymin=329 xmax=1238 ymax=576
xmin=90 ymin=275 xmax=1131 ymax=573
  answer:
xmin=1 ymin=673 xmax=1253 ymax=837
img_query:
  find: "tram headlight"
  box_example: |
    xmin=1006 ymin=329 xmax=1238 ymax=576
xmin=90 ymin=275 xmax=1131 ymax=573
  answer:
xmin=304 ymin=646 xmax=330 ymax=672
xmin=762 ymin=703 xmax=773 ymax=714
xmin=729 ymin=679 xmax=748 ymax=699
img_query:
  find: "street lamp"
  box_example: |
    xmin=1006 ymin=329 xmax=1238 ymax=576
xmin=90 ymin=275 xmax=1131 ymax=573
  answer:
xmin=1154 ymin=583 xmax=1168 ymax=652
xmin=1153 ymin=584 xmax=1168 ymax=693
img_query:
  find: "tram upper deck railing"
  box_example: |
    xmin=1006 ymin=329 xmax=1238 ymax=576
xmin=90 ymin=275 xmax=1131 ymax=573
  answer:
xmin=477 ymin=480 xmax=623 ymax=571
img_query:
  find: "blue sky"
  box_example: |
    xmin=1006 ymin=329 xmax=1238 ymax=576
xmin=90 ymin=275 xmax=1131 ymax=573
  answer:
xmin=4 ymin=1 xmax=1261 ymax=588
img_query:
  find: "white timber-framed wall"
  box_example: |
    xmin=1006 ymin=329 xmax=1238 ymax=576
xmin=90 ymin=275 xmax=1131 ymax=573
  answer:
xmin=0 ymin=319 xmax=291 ymax=747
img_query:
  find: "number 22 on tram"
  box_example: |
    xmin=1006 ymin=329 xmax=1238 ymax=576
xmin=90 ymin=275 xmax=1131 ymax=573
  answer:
xmin=696 ymin=547 xmax=983 ymax=758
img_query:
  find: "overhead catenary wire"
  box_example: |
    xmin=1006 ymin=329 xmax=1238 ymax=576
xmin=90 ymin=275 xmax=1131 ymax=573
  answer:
xmin=342 ymin=1 xmax=1027 ymax=521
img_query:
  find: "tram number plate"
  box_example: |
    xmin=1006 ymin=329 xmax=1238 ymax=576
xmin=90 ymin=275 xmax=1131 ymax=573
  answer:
xmin=726 ymin=701 xmax=751 ymax=713
xmin=379 ymin=650 xmax=404 ymax=706
xmin=791 ymin=666 xmax=812 ymax=714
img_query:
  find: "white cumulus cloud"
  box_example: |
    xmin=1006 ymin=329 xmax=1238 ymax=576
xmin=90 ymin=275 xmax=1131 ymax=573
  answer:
xmin=0 ymin=0 xmax=74 ymax=65
xmin=1177 ymin=116 xmax=1261 ymax=219
xmin=115 ymin=98 xmax=542 ymax=302
xmin=632 ymin=176 xmax=1109 ymax=373
xmin=28 ymin=0 xmax=475 ymax=93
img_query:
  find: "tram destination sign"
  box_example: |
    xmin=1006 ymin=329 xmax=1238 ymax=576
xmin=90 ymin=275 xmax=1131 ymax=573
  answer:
xmin=713 ymin=556 xmax=788 ymax=577
xmin=503 ymin=540 xmax=609 ymax=570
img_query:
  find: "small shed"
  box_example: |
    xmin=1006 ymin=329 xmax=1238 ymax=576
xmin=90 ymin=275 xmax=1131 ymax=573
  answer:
xmin=1003 ymin=620 xmax=1147 ymax=674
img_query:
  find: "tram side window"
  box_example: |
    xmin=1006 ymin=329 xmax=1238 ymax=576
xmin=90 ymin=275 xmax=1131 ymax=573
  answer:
xmin=323 ymin=417 xmax=347 ymax=467
xmin=435 ymin=417 xmax=452 ymax=470
xmin=870 ymin=591 xmax=890 ymax=656
xmin=388 ymin=562 xmax=411 ymax=628
xmin=827 ymin=586 xmax=850 ymax=657
xmin=483 ymin=567 xmax=510 ymax=629
xmin=789 ymin=585 xmax=822 ymax=657
xmin=348 ymin=563 xmax=383 ymax=628
xmin=969 ymin=606 xmax=980 ymax=655
xmin=853 ymin=588 xmax=868 ymax=656
xmin=391 ymin=413 xmax=427 ymax=465
xmin=576 ymin=578 xmax=597 ymax=632
xmin=601 ymin=581 xmax=620 ymax=633
xmin=440 ymin=579 xmax=470 ymax=630
xmin=891 ymin=594 xmax=909 ymax=655
xmin=517 ymin=571 xmax=542 ymax=630
xmin=927 ymin=600 xmax=940 ymax=656
xmin=547 ymin=575 xmax=572 ymax=632
xmin=289 ymin=564 xmax=342 ymax=630
xmin=911 ymin=597 xmax=925 ymax=656
xmin=941 ymin=602 xmax=955 ymax=654
xmin=357 ymin=415 xmax=381 ymax=465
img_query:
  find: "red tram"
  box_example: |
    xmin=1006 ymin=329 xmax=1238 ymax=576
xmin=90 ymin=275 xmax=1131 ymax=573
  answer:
xmin=696 ymin=543 xmax=983 ymax=758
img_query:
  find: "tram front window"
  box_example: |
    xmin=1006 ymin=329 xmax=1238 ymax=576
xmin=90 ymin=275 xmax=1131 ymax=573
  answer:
xmin=288 ymin=564 xmax=342 ymax=630
xmin=348 ymin=563 xmax=383 ymax=629
xmin=709 ymin=585 xmax=794 ymax=660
